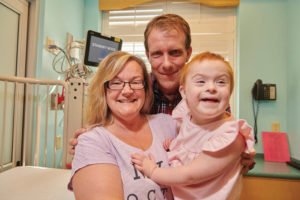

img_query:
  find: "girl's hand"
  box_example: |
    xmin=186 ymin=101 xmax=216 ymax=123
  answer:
xmin=163 ymin=138 xmax=173 ymax=152
xmin=131 ymin=153 xmax=157 ymax=178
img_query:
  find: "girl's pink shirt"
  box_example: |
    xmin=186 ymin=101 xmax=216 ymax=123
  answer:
xmin=169 ymin=100 xmax=255 ymax=200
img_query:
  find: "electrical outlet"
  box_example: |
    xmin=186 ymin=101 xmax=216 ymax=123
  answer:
xmin=271 ymin=122 xmax=280 ymax=132
xmin=55 ymin=136 xmax=62 ymax=150
xmin=46 ymin=36 xmax=59 ymax=55
xmin=66 ymin=32 xmax=73 ymax=56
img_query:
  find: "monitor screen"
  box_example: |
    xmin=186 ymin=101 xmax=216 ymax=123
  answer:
xmin=84 ymin=30 xmax=122 ymax=66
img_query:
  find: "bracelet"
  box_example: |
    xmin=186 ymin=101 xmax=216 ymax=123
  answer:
xmin=149 ymin=165 xmax=158 ymax=179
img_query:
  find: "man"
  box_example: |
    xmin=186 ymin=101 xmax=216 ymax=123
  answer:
xmin=70 ymin=14 xmax=255 ymax=171
xmin=145 ymin=14 xmax=192 ymax=115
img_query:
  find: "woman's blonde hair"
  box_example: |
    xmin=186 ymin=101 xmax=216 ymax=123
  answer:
xmin=85 ymin=51 xmax=153 ymax=127
xmin=180 ymin=51 xmax=234 ymax=94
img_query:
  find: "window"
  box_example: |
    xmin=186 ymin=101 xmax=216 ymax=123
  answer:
xmin=102 ymin=0 xmax=236 ymax=71
xmin=101 ymin=0 xmax=237 ymax=111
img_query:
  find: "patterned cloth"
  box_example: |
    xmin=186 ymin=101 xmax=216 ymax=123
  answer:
xmin=149 ymin=75 xmax=230 ymax=115
xmin=150 ymin=79 xmax=182 ymax=115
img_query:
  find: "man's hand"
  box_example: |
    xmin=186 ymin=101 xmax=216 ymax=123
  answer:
xmin=240 ymin=151 xmax=256 ymax=174
xmin=68 ymin=128 xmax=87 ymax=155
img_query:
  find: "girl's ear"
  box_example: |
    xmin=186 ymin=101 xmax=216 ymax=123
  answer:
xmin=179 ymin=85 xmax=186 ymax=99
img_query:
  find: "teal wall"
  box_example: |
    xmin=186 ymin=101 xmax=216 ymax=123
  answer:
xmin=35 ymin=0 xmax=299 ymax=160
xmin=83 ymin=0 xmax=100 ymax=33
xmin=36 ymin=0 xmax=99 ymax=79
xmin=238 ymin=0 xmax=287 ymax=154
xmin=239 ymin=0 xmax=300 ymax=160
xmin=287 ymin=0 xmax=300 ymax=160
xmin=37 ymin=0 xmax=84 ymax=79
xmin=34 ymin=0 xmax=99 ymax=166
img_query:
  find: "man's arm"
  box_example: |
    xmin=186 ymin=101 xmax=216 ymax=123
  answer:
xmin=240 ymin=151 xmax=256 ymax=174
xmin=68 ymin=128 xmax=87 ymax=155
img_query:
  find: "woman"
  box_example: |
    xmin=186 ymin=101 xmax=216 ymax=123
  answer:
xmin=68 ymin=51 xmax=175 ymax=199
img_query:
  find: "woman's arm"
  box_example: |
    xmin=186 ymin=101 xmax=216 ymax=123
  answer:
xmin=133 ymin=134 xmax=244 ymax=186
xmin=72 ymin=163 xmax=124 ymax=200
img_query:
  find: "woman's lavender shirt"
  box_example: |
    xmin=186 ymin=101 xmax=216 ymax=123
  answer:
xmin=69 ymin=114 xmax=177 ymax=200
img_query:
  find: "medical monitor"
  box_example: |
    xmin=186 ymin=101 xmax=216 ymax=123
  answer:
xmin=84 ymin=30 xmax=122 ymax=67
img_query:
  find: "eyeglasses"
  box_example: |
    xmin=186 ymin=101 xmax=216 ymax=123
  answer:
xmin=105 ymin=80 xmax=145 ymax=90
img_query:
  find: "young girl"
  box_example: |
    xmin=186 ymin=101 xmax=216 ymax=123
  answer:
xmin=131 ymin=51 xmax=255 ymax=200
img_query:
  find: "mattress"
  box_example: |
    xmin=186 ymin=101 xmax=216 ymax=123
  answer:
xmin=0 ymin=166 xmax=74 ymax=200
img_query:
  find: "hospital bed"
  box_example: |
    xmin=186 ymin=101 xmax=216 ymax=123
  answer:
xmin=0 ymin=75 xmax=84 ymax=200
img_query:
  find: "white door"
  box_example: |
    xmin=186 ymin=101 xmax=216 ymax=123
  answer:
xmin=0 ymin=0 xmax=28 ymax=170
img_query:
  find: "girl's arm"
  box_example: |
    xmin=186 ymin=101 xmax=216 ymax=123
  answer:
xmin=132 ymin=134 xmax=244 ymax=186
xmin=72 ymin=163 xmax=124 ymax=200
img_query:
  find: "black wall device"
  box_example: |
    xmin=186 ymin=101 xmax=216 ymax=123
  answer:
xmin=84 ymin=30 xmax=122 ymax=67
xmin=251 ymin=79 xmax=276 ymax=100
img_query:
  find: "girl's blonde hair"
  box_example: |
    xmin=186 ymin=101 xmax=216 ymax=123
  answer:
xmin=85 ymin=51 xmax=153 ymax=127
xmin=180 ymin=51 xmax=234 ymax=94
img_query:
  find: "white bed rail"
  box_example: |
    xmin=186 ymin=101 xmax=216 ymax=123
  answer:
xmin=0 ymin=75 xmax=70 ymax=171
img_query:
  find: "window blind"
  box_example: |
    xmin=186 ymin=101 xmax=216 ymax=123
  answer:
xmin=101 ymin=0 xmax=237 ymax=112
xmin=102 ymin=0 xmax=236 ymax=71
